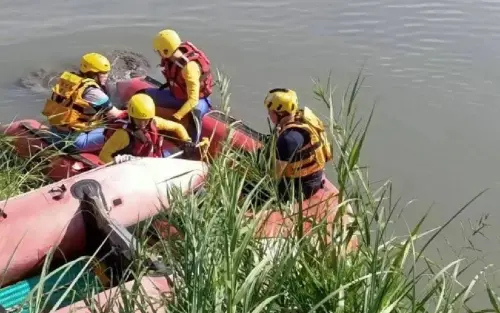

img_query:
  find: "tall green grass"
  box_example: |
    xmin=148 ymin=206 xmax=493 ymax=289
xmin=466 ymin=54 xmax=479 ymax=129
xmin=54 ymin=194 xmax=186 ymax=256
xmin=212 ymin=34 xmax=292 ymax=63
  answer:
xmin=0 ymin=69 xmax=498 ymax=313
xmin=0 ymin=134 xmax=48 ymax=200
xmin=147 ymin=71 xmax=498 ymax=313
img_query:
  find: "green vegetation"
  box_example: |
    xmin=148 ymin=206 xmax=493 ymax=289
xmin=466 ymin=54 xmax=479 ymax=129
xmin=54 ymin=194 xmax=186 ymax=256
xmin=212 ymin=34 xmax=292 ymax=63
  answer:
xmin=0 ymin=70 xmax=498 ymax=313
xmin=0 ymin=134 xmax=48 ymax=200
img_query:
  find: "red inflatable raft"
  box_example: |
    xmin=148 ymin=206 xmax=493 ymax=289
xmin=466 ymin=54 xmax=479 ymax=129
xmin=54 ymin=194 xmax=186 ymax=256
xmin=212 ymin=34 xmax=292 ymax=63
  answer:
xmin=114 ymin=75 xmax=357 ymax=244
xmin=0 ymin=157 xmax=208 ymax=287
xmin=0 ymin=76 xmax=358 ymax=311
xmin=0 ymin=76 xmax=263 ymax=182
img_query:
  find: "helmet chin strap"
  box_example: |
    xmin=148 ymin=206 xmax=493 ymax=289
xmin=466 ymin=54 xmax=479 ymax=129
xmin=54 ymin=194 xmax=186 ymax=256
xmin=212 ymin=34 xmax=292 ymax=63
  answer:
xmin=268 ymin=111 xmax=285 ymax=133
xmin=130 ymin=117 xmax=152 ymax=127
xmin=81 ymin=72 xmax=105 ymax=86
xmin=131 ymin=122 xmax=151 ymax=144
xmin=130 ymin=118 xmax=154 ymax=142
xmin=276 ymin=111 xmax=289 ymax=124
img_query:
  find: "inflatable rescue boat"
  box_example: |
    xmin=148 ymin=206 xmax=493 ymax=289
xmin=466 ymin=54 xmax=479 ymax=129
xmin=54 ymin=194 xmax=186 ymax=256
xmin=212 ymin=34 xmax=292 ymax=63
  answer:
xmin=0 ymin=156 xmax=207 ymax=287
xmin=0 ymin=76 xmax=263 ymax=182
xmin=0 ymin=75 xmax=358 ymax=312
xmin=0 ymin=177 xmax=176 ymax=313
xmin=114 ymin=75 xmax=357 ymax=246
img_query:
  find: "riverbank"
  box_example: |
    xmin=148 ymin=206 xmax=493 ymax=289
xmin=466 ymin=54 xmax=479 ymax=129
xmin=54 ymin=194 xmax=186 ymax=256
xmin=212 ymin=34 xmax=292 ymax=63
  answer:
xmin=0 ymin=72 xmax=497 ymax=312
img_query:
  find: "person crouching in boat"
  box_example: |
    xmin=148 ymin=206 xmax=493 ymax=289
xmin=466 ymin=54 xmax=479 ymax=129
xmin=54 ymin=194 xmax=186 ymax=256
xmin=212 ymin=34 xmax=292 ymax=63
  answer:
xmin=264 ymin=88 xmax=333 ymax=202
xmin=142 ymin=28 xmax=213 ymax=144
xmin=99 ymin=93 xmax=195 ymax=164
xmin=42 ymin=52 xmax=127 ymax=152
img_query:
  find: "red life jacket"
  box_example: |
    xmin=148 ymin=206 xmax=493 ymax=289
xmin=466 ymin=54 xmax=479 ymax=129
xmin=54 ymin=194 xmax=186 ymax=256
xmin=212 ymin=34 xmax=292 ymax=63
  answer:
xmin=106 ymin=118 xmax=164 ymax=158
xmin=160 ymin=41 xmax=213 ymax=100
xmin=103 ymin=118 xmax=129 ymax=141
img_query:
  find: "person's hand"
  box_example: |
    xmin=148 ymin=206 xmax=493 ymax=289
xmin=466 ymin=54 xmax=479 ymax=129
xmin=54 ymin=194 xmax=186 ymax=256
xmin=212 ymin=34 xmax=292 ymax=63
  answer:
xmin=180 ymin=141 xmax=196 ymax=157
xmin=113 ymin=154 xmax=137 ymax=164
xmin=116 ymin=109 xmax=128 ymax=120
xmin=172 ymin=112 xmax=183 ymax=120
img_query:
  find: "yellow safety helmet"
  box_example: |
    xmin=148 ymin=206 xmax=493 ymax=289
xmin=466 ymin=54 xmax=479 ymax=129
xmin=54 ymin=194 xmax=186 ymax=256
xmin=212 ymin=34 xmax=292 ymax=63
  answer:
xmin=80 ymin=53 xmax=111 ymax=73
xmin=153 ymin=29 xmax=182 ymax=58
xmin=128 ymin=94 xmax=156 ymax=119
xmin=264 ymin=88 xmax=299 ymax=114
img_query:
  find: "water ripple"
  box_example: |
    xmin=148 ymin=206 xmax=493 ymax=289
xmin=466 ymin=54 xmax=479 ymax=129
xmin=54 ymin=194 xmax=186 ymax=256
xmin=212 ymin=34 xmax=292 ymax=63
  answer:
xmin=0 ymin=0 xmax=499 ymax=141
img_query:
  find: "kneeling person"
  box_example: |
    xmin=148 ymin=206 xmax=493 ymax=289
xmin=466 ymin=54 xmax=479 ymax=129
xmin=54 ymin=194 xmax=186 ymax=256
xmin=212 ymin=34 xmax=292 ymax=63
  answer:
xmin=99 ymin=94 xmax=193 ymax=164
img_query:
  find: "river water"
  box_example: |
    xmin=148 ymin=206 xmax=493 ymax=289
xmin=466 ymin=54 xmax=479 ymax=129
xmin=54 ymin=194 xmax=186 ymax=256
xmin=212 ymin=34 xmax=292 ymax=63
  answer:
xmin=1 ymin=0 xmax=500 ymax=303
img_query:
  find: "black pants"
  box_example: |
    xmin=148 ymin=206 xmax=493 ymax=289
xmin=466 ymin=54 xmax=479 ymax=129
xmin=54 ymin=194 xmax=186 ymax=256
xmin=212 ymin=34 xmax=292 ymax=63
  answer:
xmin=278 ymin=170 xmax=325 ymax=203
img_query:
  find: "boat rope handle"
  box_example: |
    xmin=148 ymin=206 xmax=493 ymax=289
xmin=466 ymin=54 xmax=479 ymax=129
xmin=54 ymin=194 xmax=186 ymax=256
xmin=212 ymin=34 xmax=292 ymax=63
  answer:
xmin=48 ymin=184 xmax=67 ymax=200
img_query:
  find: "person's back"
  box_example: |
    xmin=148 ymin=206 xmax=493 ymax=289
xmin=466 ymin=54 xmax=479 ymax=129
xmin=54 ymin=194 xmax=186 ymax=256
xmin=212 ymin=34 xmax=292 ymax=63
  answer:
xmin=42 ymin=71 xmax=106 ymax=131
xmin=275 ymin=126 xmax=325 ymax=202
xmin=263 ymin=88 xmax=333 ymax=202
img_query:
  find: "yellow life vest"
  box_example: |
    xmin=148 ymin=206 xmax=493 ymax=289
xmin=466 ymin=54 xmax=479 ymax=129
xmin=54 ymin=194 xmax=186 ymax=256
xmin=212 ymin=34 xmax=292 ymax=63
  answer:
xmin=277 ymin=107 xmax=333 ymax=178
xmin=41 ymin=71 xmax=104 ymax=131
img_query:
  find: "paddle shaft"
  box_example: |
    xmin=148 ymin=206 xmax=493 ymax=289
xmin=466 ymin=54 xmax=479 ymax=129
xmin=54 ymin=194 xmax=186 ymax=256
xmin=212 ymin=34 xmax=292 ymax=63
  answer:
xmin=110 ymin=139 xmax=206 ymax=164
xmin=80 ymin=140 xmax=207 ymax=176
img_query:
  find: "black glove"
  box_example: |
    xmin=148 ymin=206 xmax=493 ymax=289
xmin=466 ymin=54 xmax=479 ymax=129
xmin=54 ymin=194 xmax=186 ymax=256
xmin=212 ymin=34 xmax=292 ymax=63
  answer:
xmin=180 ymin=141 xmax=197 ymax=157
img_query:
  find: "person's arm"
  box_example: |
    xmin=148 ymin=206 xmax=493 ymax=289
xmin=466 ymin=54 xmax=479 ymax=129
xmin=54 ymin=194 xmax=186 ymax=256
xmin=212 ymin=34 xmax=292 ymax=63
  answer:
xmin=153 ymin=116 xmax=191 ymax=142
xmin=274 ymin=129 xmax=306 ymax=179
xmin=106 ymin=107 xmax=127 ymax=119
xmin=99 ymin=129 xmax=130 ymax=163
xmin=82 ymin=87 xmax=126 ymax=120
xmin=172 ymin=61 xmax=201 ymax=120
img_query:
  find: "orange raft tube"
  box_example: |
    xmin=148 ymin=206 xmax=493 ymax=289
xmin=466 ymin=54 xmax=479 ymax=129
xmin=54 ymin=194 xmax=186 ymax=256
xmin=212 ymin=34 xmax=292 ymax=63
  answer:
xmin=114 ymin=76 xmax=357 ymax=246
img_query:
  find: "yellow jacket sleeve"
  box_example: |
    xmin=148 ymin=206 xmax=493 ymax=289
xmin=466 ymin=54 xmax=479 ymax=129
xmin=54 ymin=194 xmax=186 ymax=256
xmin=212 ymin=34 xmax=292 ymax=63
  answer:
xmin=99 ymin=129 xmax=130 ymax=163
xmin=153 ymin=116 xmax=191 ymax=142
xmin=172 ymin=61 xmax=201 ymax=120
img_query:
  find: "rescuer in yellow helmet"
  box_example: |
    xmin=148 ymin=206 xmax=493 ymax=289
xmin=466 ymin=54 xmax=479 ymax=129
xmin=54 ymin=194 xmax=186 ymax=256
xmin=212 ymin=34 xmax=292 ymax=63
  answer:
xmin=142 ymin=29 xmax=214 ymax=144
xmin=264 ymin=88 xmax=333 ymax=201
xmin=42 ymin=52 xmax=126 ymax=152
xmin=99 ymin=93 xmax=195 ymax=164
